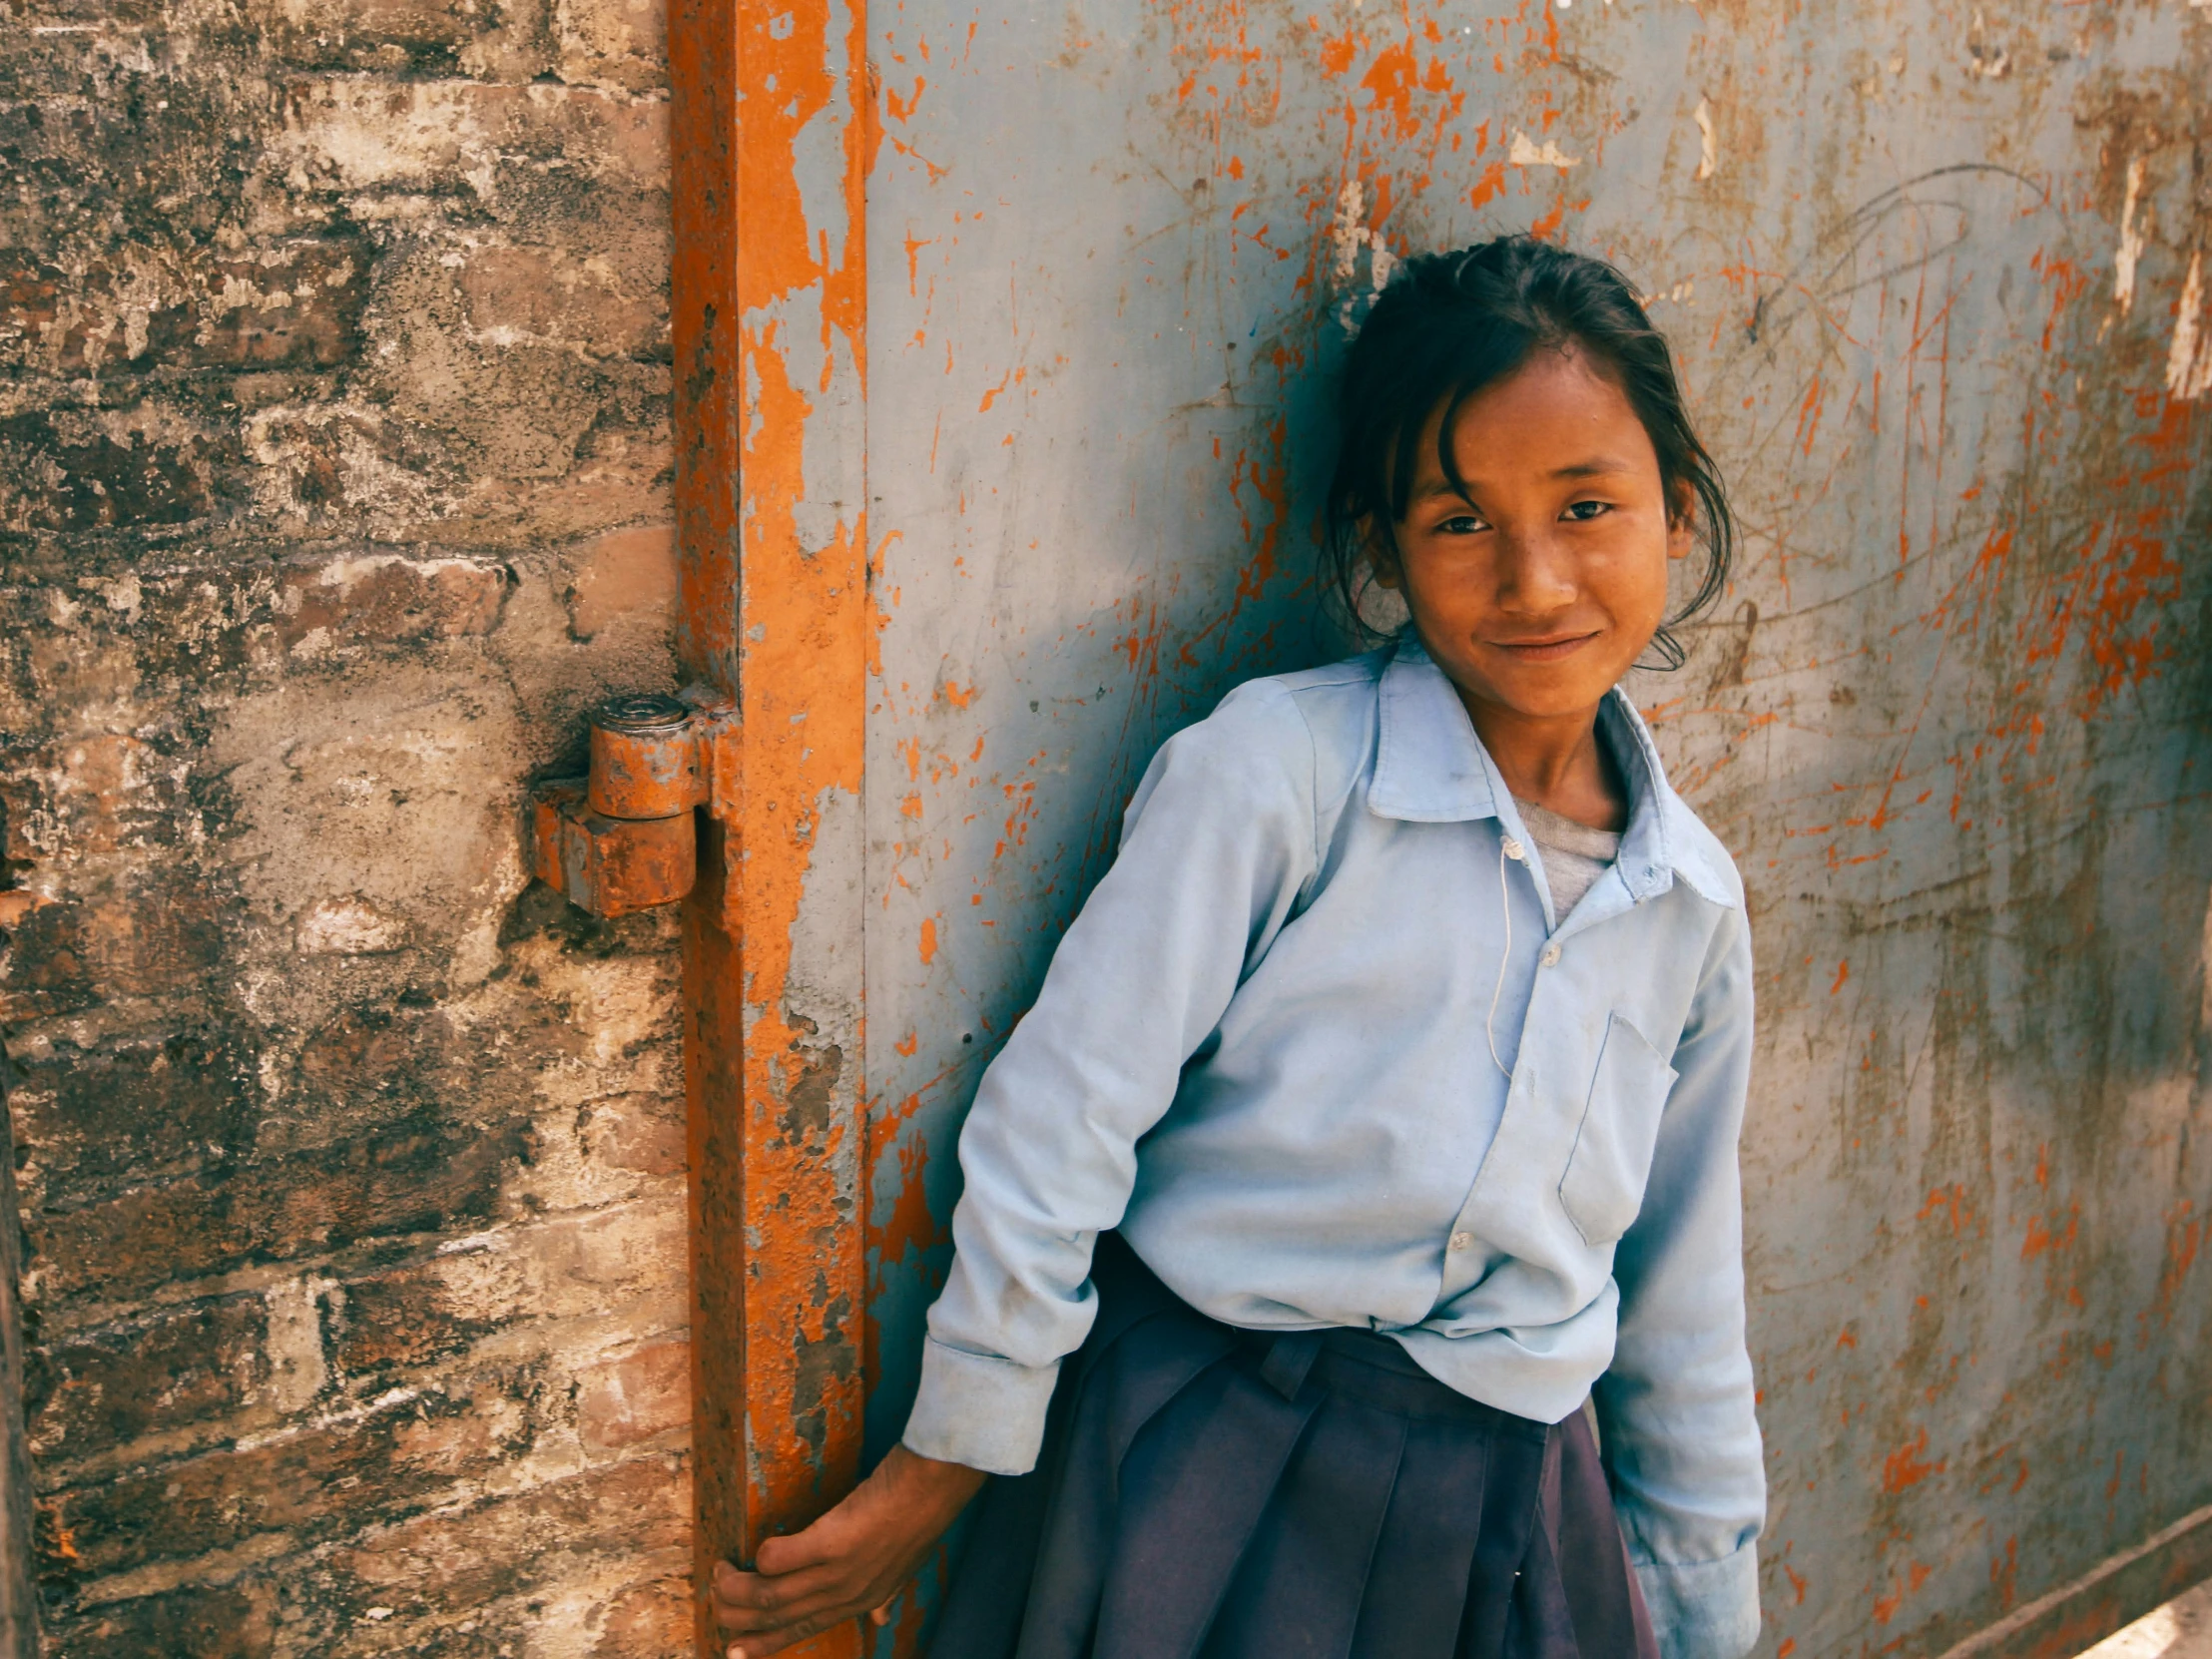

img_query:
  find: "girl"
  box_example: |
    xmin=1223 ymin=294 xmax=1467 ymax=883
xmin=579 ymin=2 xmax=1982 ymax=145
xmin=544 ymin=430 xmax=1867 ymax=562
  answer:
xmin=714 ymin=236 xmax=1765 ymax=1659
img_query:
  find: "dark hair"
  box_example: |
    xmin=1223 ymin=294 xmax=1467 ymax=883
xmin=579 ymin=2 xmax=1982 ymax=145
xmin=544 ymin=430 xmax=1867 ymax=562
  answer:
xmin=1324 ymin=236 xmax=1734 ymax=669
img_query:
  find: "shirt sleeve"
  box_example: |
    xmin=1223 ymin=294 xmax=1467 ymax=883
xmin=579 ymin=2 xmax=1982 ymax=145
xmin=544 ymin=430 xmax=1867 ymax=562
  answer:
xmin=1593 ymin=901 xmax=1766 ymax=1659
xmin=901 ymin=682 xmax=1319 ymax=1475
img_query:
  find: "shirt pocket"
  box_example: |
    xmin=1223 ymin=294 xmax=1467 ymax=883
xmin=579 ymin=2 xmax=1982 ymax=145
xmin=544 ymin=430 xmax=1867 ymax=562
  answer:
xmin=1557 ymin=1012 xmax=1680 ymax=1248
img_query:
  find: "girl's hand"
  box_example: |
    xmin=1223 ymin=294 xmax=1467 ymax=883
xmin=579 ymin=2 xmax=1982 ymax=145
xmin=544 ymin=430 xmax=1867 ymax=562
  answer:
xmin=710 ymin=1444 xmax=990 ymax=1657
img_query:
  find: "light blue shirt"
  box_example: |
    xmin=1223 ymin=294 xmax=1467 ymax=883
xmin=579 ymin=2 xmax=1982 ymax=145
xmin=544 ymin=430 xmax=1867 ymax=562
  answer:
xmin=903 ymin=633 xmax=1765 ymax=1659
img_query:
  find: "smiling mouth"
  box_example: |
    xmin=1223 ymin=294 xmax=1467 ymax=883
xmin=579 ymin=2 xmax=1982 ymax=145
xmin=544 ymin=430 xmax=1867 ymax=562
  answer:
xmin=1487 ymin=632 xmax=1599 ymax=661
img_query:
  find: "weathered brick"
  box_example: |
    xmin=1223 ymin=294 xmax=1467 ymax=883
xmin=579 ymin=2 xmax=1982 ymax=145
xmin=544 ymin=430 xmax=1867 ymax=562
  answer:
xmin=590 ymin=1572 xmax=694 ymax=1658
xmin=292 ymin=1003 xmax=459 ymax=1115
xmin=294 ymin=893 xmax=413 ymax=956
xmin=29 ymin=1112 xmax=527 ymax=1302
xmin=561 ymin=523 xmax=677 ymax=641
xmin=0 ymin=868 xmax=229 ymax=1020
xmin=555 ymin=0 xmax=666 ymax=93
xmin=456 ymin=246 xmax=665 ymax=361
xmin=43 ymin=1358 xmax=566 ymax=1579
xmin=0 ymin=410 xmax=227 ymax=533
xmin=0 ymin=263 xmax=197 ymax=382
xmin=0 ymin=239 xmax=370 ymax=380
xmin=57 ymin=1581 xmax=278 ymax=1659
xmin=23 ymin=1296 xmax=268 ymax=1460
xmin=5 ymin=1023 xmax=256 ymax=1198
xmin=0 ymin=890 xmax=49 ymax=932
xmin=250 ymin=0 xmax=541 ymax=77
xmin=576 ymin=1336 xmax=687 ymax=1454
xmin=197 ymin=242 xmax=372 ymax=370
xmin=314 ymin=1453 xmax=688 ymax=1623
xmin=0 ymin=731 xmax=182 ymax=862
xmin=275 ymin=80 xmax=668 ymax=202
xmin=276 ymin=553 xmax=510 ymax=651
xmin=240 ymin=400 xmax=454 ymax=533
xmin=580 ymin=1097 xmax=685 ymax=1178
xmin=326 ymin=1260 xmax=504 ymax=1377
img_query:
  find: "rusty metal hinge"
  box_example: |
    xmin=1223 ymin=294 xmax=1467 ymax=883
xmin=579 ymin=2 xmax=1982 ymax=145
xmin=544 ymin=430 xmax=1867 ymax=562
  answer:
xmin=528 ymin=686 xmax=737 ymax=919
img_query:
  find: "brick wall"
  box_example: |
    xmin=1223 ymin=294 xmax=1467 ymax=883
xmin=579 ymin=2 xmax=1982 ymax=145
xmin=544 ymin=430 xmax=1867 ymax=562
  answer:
xmin=0 ymin=0 xmax=693 ymax=1645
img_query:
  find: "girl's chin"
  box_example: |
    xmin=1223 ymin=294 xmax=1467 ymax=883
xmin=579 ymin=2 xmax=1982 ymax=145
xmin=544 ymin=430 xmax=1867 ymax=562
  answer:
xmin=1451 ymin=662 xmax=1628 ymax=723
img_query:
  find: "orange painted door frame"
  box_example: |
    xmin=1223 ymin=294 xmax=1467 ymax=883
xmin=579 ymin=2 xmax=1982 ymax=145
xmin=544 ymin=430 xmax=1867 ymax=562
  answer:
xmin=672 ymin=0 xmax=873 ymax=1645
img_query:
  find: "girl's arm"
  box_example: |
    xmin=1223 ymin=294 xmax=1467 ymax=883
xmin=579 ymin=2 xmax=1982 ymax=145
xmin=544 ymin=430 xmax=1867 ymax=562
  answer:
xmin=905 ymin=678 xmax=1320 ymax=1470
xmin=1593 ymin=903 xmax=1767 ymax=1659
xmin=714 ymin=681 xmax=1320 ymax=1655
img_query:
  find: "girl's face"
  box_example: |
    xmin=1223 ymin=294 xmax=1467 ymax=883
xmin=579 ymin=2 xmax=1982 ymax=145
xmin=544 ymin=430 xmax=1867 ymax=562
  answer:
xmin=1371 ymin=345 xmax=1689 ymax=727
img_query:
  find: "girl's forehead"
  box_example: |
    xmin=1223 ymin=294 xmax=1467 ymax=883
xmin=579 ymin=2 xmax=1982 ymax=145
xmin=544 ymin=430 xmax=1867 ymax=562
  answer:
xmin=1408 ymin=352 xmax=1654 ymax=482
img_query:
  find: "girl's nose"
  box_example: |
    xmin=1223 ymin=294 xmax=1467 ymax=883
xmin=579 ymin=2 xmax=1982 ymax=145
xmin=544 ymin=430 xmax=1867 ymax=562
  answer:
xmin=1492 ymin=527 xmax=1579 ymax=614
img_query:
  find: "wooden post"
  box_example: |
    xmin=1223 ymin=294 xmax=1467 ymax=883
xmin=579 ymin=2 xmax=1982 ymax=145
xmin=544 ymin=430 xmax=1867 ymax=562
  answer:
xmin=672 ymin=0 xmax=873 ymax=1645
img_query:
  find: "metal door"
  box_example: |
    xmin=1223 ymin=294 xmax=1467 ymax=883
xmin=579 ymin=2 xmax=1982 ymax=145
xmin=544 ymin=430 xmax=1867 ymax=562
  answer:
xmin=668 ymin=2 xmax=2212 ymax=1654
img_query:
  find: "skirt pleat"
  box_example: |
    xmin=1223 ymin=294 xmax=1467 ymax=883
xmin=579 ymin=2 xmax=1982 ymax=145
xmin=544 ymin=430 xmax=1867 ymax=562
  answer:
xmin=930 ymin=1236 xmax=1657 ymax=1659
xmin=1344 ymin=1411 xmax=1494 ymax=1659
xmin=1197 ymin=1388 xmax=1407 ymax=1659
xmin=1093 ymin=1356 xmax=1323 ymax=1659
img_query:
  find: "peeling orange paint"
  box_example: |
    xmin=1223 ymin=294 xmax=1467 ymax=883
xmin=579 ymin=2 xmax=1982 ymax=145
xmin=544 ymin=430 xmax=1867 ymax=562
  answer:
xmin=674 ymin=0 xmax=872 ymax=1638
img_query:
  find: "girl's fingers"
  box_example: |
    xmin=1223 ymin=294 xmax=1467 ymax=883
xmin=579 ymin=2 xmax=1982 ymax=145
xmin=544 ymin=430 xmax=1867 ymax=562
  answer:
xmin=723 ymin=1609 xmax=841 ymax=1659
xmin=725 ymin=1619 xmax=816 ymax=1659
xmin=711 ymin=1566 xmax=859 ymax=1633
xmin=755 ymin=1526 xmax=841 ymax=1576
xmin=712 ymin=1552 xmax=858 ymax=1607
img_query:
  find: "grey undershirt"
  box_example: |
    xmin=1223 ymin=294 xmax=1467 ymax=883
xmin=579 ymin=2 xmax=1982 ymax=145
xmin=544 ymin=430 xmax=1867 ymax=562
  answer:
xmin=1511 ymin=798 xmax=1622 ymax=922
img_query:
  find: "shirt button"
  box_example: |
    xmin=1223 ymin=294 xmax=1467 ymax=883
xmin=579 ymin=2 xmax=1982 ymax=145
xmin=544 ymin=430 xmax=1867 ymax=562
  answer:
xmin=1540 ymin=943 xmax=1562 ymax=967
xmin=1448 ymin=1232 xmax=1471 ymax=1252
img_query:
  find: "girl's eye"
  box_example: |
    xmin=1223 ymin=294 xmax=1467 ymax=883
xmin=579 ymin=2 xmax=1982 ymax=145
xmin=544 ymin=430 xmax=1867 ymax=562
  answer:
xmin=1562 ymin=499 xmax=1612 ymax=522
xmin=1437 ymin=513 xmax=1490 ymax=535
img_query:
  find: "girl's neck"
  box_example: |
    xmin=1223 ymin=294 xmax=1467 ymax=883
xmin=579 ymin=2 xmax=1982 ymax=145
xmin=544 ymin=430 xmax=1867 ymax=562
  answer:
xmin=1454 ymin=689 xmax=1628 ymax=833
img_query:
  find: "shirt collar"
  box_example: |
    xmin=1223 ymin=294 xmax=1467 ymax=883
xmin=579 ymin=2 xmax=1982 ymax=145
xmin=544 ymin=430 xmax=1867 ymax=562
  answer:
xmin=1368 ymin=631 xmax=1739 ymax=909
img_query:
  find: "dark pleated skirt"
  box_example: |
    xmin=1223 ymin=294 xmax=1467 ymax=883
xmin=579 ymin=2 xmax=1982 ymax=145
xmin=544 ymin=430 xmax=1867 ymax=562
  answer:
xmin=932 ymin=1235 xmax=1658 ymax=1659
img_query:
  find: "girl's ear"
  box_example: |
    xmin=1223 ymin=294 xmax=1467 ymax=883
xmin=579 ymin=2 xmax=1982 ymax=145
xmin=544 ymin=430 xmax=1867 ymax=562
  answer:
xmin=1363 ymin=516 xmax=1405 ymax=590
xmin=1665 ymin=480 xmax=1697 ymax=562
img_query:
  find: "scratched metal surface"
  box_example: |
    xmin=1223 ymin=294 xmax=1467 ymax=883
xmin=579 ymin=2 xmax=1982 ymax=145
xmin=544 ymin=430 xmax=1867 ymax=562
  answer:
xmin=856 ymin=2 xmax=2212 ymax=1654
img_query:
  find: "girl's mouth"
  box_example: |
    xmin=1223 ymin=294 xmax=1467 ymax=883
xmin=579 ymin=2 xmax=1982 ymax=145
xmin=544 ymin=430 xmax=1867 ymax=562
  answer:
xmin=1487 ymin=632 xmax=1599 ymax=662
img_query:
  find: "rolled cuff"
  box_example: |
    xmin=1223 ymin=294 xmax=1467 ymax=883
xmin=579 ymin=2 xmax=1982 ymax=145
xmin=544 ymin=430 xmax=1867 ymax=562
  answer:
xmin=1632 ymin=1538 xmax=1762 ymax=1659
xmin=899 ymin=1337 xmax=1061 ymax=1476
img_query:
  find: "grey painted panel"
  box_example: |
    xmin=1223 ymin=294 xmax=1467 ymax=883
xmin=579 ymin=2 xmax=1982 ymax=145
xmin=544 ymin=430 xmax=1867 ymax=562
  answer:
xmin=862 ymin=3 xmax=2212 ymax=1654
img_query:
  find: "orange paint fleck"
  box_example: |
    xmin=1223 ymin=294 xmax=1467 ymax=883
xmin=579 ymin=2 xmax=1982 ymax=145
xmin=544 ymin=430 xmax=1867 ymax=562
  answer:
xmin=1917 ymin=1184 xmax=1972 ymax=1237
xmin=1882 ymin=1427 xmax=1945 ymax=1493
xmin=2020 ymin=1203 xmax=2077 ymax=1261
xmin=2150 ymin=1201 xmax=2200 ymax=1328
xmin=918 ymin=916 xmax=938 ymax=964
